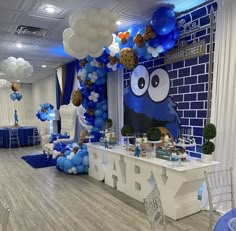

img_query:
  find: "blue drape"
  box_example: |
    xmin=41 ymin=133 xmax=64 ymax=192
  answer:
xmin=55 ymin=70 xmax=61 ymax=110
xmin=61 ymin=62 xmax=76 ymax=105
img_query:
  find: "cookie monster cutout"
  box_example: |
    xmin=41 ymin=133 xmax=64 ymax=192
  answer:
xmin=124 ymin=65 xmax=180 ymax=139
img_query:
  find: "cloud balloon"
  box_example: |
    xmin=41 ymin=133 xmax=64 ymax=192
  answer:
xmin=1 ymin=57 xmax=33 ymax=80
xmin=0 ymin=79 xmax=11 ymax=89
xmin=63 ymin=8 xmax=119 ymax=59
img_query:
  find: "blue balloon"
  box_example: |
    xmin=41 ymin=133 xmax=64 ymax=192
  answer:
xmin=151 ymin=7 xmax=176 ymax=36
xmin=83 ymin=156 xmax=89 ymax=166
xmin=95 ymin=50 xmax=109 ymax=64
xmin=85 ymin=63 xmax=96 ymax=73
xmin=128 ymin=26 xmax=140 ymax=37
xmin=64 ymin=159 xmax=74 ymax=171
xmin=149 ymin=37 xmax=160 ymax=48
xmin=94 ymin=109 xmax=103 ymax=117
xmin=87 ymin=101 xmax=96 ymax=109
xmin=161 ymin=38 xmax=175 ymax=50
xmin=71 ymin=154 xmax=83 ymax=165
xmin=16 ymin=93 xmax=22 ymax=101
xmin=102 ymin=112 xmax=108 ymax=120
xmin=76 ymin=164 xmax=85 ymax=174
xmin=64 ymin=150 xmax=71 ymax=157
xmin=102 ymin=104 xmax=108 ymax=111
xmin=57 ymin=156 xmax=66 ymax=170
xmin=10 ymin=93 xmax=16 ymax=101
xmin=94 ymin=117 xmax=104 ymax=128
xmin=81 ymin=144 xmax=87 ymax=150
xmin=96 ymin=68 xmax=106 ymax=78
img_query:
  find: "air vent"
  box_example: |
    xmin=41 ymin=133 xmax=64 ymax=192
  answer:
xmin=15 ymin=25 xmax=48 ymax=37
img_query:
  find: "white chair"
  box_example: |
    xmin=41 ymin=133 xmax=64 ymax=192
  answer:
xmin=204 ymin=168 xmax=235 ymax=231
xmin=8 ymin=128 xmax=20 ymax=148
xmin=27 ymin=127 xmax=41 ymax=146
xmin=43 ymin=103 xmax=78 ymax=155
xmin=0 ymin=199 xmax=10 ymax=231
xmin=144 ymin=184 xmax=167 ymax=231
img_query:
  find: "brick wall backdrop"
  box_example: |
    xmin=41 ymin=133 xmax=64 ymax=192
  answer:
xmin=123 ymin=1 xmax=217 ymax=158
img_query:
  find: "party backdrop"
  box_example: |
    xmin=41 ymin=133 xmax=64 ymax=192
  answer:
xmin=124 ymin=65 xmax=180 ymax=139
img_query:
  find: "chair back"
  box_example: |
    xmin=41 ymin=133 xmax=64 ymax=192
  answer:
xmin=144 ymin=184 xmax=166 ymax=231
xmin=8 ymin=128 xmax=20 ymax=148
xmin=0 ymin=200 xmax=10 ymax=231
xmin=204 ymin=168 xmax=235 ymax=231
xmin=59 ymin=103 xmax=77 ymax=140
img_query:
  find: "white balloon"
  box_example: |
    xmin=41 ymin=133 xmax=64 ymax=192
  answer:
xmin=110 ymin=12 xmax=119 ymax=22
xmin=63 ymin=28 xmax=73 ymax=42
xmin=7 ymin=57 xmax=16 ymax=62
xmin=76 ymin=50 xmax=88 ymax=59
xmin=88 ymin=42 xmax=101 ymax=54
xmin=74 ymin=19 xmax=89 ymax=36
xmin=85 ymin=9 xmax=97 ymax=21
xmin=109 ymin=23 xmax=118 ymax=32
xmin=103 ymin=34 xmax=113 ymax=47
xmin=85 ymin=27 xmax=97 ymax=41
xmin=69 ymin=14 xmax=81 ymax=30
xmin=100 ymin=8 xmax=109 ymax=17
xmin=68 ymin=34 xmax=85 ymax=52
xmin=64 ymin=42 xmax=77 ymax=57
xmin=89 ymin=48 xmax=103 ymax=58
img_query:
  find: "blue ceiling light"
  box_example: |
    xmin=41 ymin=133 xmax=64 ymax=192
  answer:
xmin=49 ymin=46 xmax=73 ymax=58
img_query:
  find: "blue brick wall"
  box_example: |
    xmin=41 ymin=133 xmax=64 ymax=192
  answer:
xmin=123 ymin=1 xmax=217 ymax=158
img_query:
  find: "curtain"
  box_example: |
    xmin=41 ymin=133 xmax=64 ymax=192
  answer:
xmin=201 ymin=0 xmax=236 ymax=213
xmin=107 ymin=69 xmax=124 ymax=142
xmin=61 ymin=62 xmax=76 ymax=105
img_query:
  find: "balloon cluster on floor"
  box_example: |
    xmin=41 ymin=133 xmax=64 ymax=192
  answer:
xmin=1 ymin=57 xmax=33 ymax=80
xmin=55 ymin=143 xmax=89 ymax=174
xmin=10 ymin=82 xmax=23 ymax=101
xmin=36 ymin=103 xmax=54 ymax=122
xmin=66 ymin=4 xmax=179 ymax=138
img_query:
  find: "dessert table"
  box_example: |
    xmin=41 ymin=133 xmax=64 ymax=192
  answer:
xmin=0 ymin=126 xmax=39 ymax=148
xmin=87 ymin=143 xmax=218 ymax=220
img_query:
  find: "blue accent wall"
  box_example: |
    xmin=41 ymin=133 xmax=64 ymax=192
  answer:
xmin=123 ymin=1 xmax=217 ymax=158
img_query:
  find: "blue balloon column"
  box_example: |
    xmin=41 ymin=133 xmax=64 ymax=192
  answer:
xmin=56 ymin=143 xmax=89 ymax=174
xmin=78 ymin=55 xmax=109 ymax=142
xmin=10 ymin=92 xmax=22 ymax=101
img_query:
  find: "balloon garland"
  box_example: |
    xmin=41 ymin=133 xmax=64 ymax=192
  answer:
xmin=65 ymin=4 xmax=180 ymax=138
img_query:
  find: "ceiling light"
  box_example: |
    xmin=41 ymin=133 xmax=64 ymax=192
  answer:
xmin=44 ymin=6 xmax=56 ymax=13
xmin=16 ymin=43 xmax=22 ymax=48
xmin=116 ymin=21 xmax=121 ymax=25
xmin=17 ymin=80 xmax=20 ymax=83
xmin=41 ymin=65 xmax=47 ymax=68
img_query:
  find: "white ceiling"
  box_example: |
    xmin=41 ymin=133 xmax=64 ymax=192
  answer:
xmin=0 ymin=0 xmax=209 ymax=83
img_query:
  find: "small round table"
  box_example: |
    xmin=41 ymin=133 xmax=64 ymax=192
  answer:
xmin=213 ymin=208 xmax=236 ymax=231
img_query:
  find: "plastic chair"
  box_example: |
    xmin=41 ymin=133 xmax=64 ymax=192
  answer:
xmin=0 ymin=199 xmax=10 ymax=231
xmin=204 ymin=168 xmax=235 ymax=231
xmin=8 ymin=128 xmax=20 ymax=148
xmin=144 ymin=184 xmax=166 ymax=231
xmin=27 ymin=127 xmax=41 ymax=146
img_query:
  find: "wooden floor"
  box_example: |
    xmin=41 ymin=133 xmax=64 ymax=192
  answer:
xmin=0 ymin=146 xmax=217 ymax=231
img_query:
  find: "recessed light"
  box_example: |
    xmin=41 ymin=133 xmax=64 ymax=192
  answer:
xmin=42 ymin=65 xmax=47 ymax=68
xmin=17 ymin=80 xmax=20 ymax=83
xmin=44 ymin=5 xmax=56 ymax=13
xmin=16 ymin=43 xmax=22 ymax=48
xmin=116 ymin=21 xmax=121 ymax=25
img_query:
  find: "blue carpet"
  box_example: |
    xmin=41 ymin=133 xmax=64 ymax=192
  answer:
xmin=21 ymin=154 xmax=57 ymax=168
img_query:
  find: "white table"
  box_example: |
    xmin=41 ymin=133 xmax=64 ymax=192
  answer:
xmin=87 ymin=143 xmax=218 ymax=220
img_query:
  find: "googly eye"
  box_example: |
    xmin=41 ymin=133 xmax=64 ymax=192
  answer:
xmin=148 ymin=68 xmax=170 ymax=102
xmin=130 ymin=65 xmax=149 ymax=96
